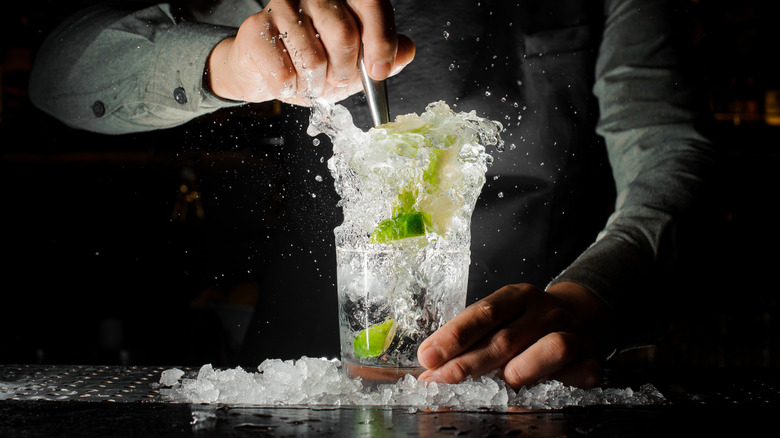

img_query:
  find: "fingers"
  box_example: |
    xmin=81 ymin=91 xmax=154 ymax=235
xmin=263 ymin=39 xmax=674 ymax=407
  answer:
xmin=416 ymin=283 xmax=605 ymax=390
xmin=259 ymin=1 xmax=346 ymax=100
xmin=501 ymin=332 xmax=601 ymax=389
xmin=417 ymin=284 xmax=534 ymax=371
xmin=302 ymin=0 xmax=360 ymax=88
xmin=393 ymin=34 xmax=416 ymax=75
xmin=418 ymin=324 xmax=530 ymax=385
xmin=241 ymin=9 xmax=315 ymax=99
xmin=346 ymin=0 xmax=397 ymax=79
xmin=221 ymin=0 xmax=413 ymax=104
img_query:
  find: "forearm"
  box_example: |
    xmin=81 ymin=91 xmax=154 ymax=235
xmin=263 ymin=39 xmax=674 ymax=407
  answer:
xmin=550 ymin=0 xmax=718 ymax=345
xmin=29 ymin=1 xmax=246 ymax=134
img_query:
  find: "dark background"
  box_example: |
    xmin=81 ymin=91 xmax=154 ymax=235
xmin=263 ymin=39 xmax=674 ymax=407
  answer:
xmin=1 ymin=0 xmax=778 ymax=369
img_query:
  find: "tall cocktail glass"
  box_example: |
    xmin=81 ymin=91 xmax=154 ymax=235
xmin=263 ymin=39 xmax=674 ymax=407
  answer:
xmin=314 ymin=100 xmax=502 ymax=383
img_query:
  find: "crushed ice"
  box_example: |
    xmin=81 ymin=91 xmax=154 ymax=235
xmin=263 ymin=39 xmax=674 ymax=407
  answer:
xmin=157 ymin=357 xmax=665 ymax=410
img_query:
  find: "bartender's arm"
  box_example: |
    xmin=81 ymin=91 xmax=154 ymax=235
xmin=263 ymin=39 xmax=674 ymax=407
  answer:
xmin=418 ymin=0 xmax=717 ymax=389
xmin=29 ymin=0 xmax=413 ymax=135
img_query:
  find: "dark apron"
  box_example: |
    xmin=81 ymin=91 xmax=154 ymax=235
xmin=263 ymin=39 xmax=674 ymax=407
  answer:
xmin=238 ymin=0 xmax=615 ymax=365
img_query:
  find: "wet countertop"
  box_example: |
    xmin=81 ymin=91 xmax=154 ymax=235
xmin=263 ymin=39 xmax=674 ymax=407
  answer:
xmin=1 ymin=364 xmax=778 ymax=437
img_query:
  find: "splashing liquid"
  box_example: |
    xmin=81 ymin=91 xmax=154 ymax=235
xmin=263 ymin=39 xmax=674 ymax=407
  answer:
xmin=307 ymin=98 xmax=502 ymax=249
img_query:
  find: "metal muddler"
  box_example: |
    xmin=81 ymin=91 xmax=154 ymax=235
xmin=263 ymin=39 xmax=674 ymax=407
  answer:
xmin=358 ymin=44 xmax=390 ymax=127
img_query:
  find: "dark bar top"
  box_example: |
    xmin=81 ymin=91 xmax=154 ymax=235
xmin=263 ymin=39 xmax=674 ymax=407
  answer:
xmin=1 ymin=364 xmax=778 ymax=437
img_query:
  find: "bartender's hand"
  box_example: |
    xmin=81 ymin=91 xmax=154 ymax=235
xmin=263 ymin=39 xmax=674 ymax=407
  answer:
xmin=417 ymin=282 xmax=614 ymax=389
xmin=206 ymin=0 xmax=415 ymax=104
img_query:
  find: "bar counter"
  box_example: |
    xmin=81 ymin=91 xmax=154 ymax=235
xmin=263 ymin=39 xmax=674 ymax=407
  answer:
xmin=1 ymin=364 xmax=778 ymax=437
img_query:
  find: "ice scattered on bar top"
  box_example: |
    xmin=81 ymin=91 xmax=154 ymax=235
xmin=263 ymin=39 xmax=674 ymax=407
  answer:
xmin=157 ymin=357 xmax=665 ymax=410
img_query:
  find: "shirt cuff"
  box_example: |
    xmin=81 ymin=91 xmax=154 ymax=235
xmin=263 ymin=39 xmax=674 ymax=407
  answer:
xmin=549 ymin=233 xmax=659 ymax=350
xmin=145 ymin=21 xmax=242 ymax=113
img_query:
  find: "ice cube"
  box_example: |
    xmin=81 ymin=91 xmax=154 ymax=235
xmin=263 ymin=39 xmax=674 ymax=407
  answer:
xmin=159 ymin=368 xmax=185 ymax=386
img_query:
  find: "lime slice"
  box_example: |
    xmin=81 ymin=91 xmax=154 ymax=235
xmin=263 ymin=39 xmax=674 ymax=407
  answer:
xmin=370 ymin=211 xmax=428 ymax=244
xmin=353 ymin=318 xmax=395 ymax=359
xmin=419 ymin=145 xmax=462 ymax=234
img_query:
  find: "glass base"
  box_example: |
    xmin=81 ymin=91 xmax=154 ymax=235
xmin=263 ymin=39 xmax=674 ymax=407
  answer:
xmin=343 ymin=360 xmax=424 ymax=384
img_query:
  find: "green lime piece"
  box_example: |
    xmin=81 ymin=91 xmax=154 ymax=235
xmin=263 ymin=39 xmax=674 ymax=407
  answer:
xmin=423 ymin=148 xmax=445 ymax=188
xmin=353 ymin=318 xmax=395 ymax=359
xmin=370 ymin=211 xmax=428 ymax=244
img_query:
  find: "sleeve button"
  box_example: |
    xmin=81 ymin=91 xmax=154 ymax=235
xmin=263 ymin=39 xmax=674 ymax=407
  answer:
xmin=173 ymin=87 xmax=188 ymax=104
xmin=92 ymin=100 xmax=106 ymax=117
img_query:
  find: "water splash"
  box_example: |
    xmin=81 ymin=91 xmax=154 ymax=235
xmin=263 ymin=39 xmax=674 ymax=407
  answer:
xmin=306 ymin=98 xmax=503 ymax=250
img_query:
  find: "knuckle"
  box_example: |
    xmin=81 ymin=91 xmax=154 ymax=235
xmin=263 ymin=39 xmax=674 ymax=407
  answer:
xmin=544 ymin=307 xmax=570 ymax=329
xmin=326 ymin=69 xmax=356 ymax=88
xmin=350 ymin=0 xmax=386 ymax=9
xmin=502 ymin=359 xmax=530 ymax=389
xmin=475 ymin=299 xmax=499 ymax=325
xmin=369 ymin=38 xmax=396 ymax=53
xmin=499 ymin=283 xmax=535 ymax=303
xmin=489 ymin=329 xmax=518 ymax=358
xmin=300 ymin=48 xmax=329 ymax=70
xmin=243 ymin=11 xmax=264 ymax=29
xmin=444 ymin=359 xmax=472 ymax=383
xmin=543 ymin=332 xmax=574 ymax=362
xmin=315 ymin=0 xmax=344 ymax=8
xmin=274 ymin=65 xmax=297 ymax=84
xmin=441 ymin=324 xmax=466 ymax=351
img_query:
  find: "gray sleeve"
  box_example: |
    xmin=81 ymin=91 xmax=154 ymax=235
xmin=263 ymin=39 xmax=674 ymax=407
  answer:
xmin=550 ymin=0 xmax=718 ymax=344
xmin=29 ymin=1 xmax=248 ymax=134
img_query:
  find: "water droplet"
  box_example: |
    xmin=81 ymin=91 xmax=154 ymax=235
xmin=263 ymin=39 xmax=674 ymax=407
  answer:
xmin=485 ymin=91 xmax=491 ymax=97
xmin=312 ymin=138 xmax=320 ymax=146
xmin=497 ymin=192 xmax=504 ymax=198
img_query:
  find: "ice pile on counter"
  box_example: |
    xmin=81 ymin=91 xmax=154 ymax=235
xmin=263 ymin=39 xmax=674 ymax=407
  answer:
xmin=157 ymin=357 xmax=664 ymax=410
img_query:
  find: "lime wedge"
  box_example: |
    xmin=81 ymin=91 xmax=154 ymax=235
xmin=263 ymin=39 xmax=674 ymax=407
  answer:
xmin=370 ymin=211 xmax=428 ymax=244
xmin=353 ymin=318 xmax=395 ymax=359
